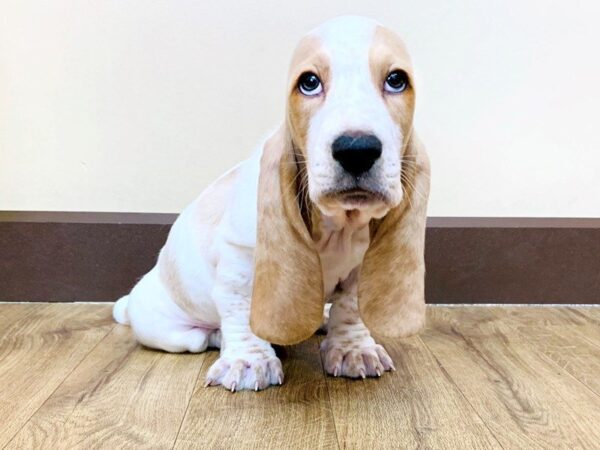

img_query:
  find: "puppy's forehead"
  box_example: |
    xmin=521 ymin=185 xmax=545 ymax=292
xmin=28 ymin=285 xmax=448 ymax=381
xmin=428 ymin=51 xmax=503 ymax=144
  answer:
xmin=311 ymin=16 xmax=378 ymax=61
xmin=288 ymin=16 xmax=412 ymax=78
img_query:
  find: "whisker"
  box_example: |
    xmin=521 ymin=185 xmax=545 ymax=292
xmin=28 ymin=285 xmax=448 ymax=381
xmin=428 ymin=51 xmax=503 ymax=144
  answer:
xmin=294 ymin=169 xmax=310 ymax=204
xmin=400 ymin=161 xmax=430 ymax=180
xmin=401 ymin=173 xmax=426 ymax=202
xmin=402 ymin=183 xmax=415 ymax=211
xmin=285 ymin=165 xmax=305 ymax=194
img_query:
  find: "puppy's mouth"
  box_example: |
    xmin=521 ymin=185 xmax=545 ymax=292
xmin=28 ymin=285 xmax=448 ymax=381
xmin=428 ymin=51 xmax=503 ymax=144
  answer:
xmin=325 ymin=188 xmax=388 ymax=208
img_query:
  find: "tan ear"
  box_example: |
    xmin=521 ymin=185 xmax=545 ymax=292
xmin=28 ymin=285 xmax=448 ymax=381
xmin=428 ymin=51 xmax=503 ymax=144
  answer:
xmin=358 ymin=131 xmax=431 ymax=338
xmin=250 ymin=126 xmax=324 ymax=345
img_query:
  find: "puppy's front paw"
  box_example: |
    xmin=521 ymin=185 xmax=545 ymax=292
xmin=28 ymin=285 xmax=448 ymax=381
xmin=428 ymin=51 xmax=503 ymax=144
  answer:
xmin=205 ymin=348 xmax=283 ymax=392
xmin=321 ymin=339 xmax=395 ymax=378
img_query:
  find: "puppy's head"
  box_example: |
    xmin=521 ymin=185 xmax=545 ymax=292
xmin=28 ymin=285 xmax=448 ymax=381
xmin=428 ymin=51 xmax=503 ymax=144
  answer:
xmin=286 ymin=16 xmax=415 ymax=219
xmin=251 ymin=16 xmax=429 ymax=345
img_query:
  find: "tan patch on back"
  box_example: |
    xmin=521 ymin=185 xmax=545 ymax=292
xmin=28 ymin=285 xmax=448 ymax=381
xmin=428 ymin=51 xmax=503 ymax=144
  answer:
xmin=159 ymin=166 xmax=240 ymax=319
xmin=194 ymin=166 xmax=239 ymax=228
xmin=158 ymin=244 xmax=197 ymax=318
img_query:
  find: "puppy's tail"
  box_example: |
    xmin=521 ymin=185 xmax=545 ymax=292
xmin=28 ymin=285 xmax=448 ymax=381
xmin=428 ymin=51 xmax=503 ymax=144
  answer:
xmin=113 ymin=295 xmax=130 ymax=325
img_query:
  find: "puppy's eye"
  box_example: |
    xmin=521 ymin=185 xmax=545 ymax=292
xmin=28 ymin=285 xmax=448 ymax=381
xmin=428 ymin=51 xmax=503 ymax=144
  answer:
xmin=298 ymin=72 xmax=323 ymax=96
xmin=384 ymin=70 xmax=409 ymax=93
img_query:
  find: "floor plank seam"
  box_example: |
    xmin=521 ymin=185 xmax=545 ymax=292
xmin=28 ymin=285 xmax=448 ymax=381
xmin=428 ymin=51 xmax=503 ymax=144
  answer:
xmin=316 ymin=335 xmax=342 ymax=450
xmin=171 ymin=351 xmax=211 ymax=449
xmin=424 ymin=314 xmax=547 ymax=447
xmin=573 ymin=332 xmax=600 ymax=351
xmin=525 ymin=348 xmax=600 ymax=445
xmin=2 ymin=323 xmax=116 ymax=450
xmin=492 ymin=310 xmax=600 ymax=401
xmin=425 ymin=315 xmax=565 ymax=448
xmin=516 ymin=328 xmax=600 ymax=401
xmin=567 ymin=307 xmax=600 ymax=326
xmin=417 ymin=336 xmax=507 ymax=450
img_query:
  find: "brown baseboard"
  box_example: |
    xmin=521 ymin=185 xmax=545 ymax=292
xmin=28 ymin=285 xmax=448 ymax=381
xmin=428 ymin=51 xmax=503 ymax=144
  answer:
xmin=1 ymin=212 xmax=599 ymax=304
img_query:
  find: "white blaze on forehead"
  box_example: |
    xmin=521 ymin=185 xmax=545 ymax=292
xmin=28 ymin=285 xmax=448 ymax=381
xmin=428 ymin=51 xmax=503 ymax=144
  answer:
xmin=306 ymin=15 xmax=398 ymax=135
xmin=309 ymin=16 xmax=379 ymax=71
xmin=308 ymin=16 xmax=379 ymax=105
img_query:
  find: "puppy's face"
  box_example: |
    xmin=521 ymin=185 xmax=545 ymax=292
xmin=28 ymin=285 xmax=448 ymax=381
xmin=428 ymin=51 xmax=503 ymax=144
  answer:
xmin=286 ymin=16 xmax=416 ymax=219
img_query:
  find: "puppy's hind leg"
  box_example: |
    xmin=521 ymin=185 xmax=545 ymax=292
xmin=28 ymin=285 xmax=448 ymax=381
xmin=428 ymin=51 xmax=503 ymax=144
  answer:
xmin=139 ymin=325 xmax=213 ymax=354
xmin=119 ymin=268 xmax=217 ymax=353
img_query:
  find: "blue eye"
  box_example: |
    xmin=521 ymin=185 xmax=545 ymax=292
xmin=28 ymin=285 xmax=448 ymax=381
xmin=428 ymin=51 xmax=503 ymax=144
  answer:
xmin=298 ymin=72 xmax=323 ymax=96
xmin=384 ymin=70 xmax=409 ymax=93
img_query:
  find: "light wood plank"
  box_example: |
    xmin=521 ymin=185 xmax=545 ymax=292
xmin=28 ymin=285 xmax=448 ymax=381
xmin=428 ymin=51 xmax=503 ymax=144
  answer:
xmin=0 ymin=304 xmax=114 ymax=447
xmin=482 ymin=306 xmax=600 ymax=348
xmin=468 ymin=307 xmax=600 ymax=396
xmin=564 ymin=307 xmax=600 ymax=343
xmin=518 ymin=324 xmax=600 ymax=397
xmin=565 ymin=308 xmax=600 ymax=348
xmin=324 ymin=335 xmax=501 ymax=449
xmin=7 ymin=324 xmax=205 ymax=449
xmin=422 ymin=307 xmax=600 ymax=449
xmin=0 ymin=303 xmax=39 ymax=334
xmin=174 ymin=338 xmax=338 ymax=450
xmin=568 ymin=306 xmax=600 ymax=324
xmin=484 ymin=306 xmax=600 ymax=328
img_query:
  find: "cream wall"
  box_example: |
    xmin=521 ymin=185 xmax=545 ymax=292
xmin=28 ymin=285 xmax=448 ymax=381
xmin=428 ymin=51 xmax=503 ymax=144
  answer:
xmin=1 ymin=0 xmax=599 ymax=216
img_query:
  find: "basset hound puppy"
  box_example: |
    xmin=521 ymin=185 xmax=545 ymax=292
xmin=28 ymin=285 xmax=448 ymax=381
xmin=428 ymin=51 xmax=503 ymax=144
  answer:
xmin=113 ymin=15 xmax=430 ymax=391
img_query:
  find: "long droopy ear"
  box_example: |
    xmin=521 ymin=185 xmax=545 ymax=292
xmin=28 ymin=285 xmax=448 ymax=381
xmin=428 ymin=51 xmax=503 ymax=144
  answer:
xmin=250 ymin=126 xmax=324 ymax=345
xmin=358 ymin=132 xmax=431 ymax=338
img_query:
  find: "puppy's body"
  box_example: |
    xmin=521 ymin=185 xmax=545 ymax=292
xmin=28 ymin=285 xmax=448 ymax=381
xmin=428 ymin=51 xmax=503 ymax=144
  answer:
xmin=114 ymin=16 xmax=430 ymax=391
xmin=114 ymin=146 xmax=377 ymax=387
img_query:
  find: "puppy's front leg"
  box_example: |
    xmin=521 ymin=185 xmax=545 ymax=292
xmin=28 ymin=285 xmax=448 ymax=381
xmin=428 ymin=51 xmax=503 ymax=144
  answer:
xmin=321 ymin=277 xmax=395 ymax=378
xmin=206 ymin=245 xmax=283 ymax=392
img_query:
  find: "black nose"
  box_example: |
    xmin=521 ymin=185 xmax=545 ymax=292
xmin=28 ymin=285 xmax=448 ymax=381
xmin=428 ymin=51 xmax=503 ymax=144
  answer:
xmin=331 ymin=134 xmax=382 ymax=176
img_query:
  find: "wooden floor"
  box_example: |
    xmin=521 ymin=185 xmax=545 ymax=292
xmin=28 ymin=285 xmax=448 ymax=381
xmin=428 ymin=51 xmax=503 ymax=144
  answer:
xmin=1 ymin=304 xmax=600 ymax=449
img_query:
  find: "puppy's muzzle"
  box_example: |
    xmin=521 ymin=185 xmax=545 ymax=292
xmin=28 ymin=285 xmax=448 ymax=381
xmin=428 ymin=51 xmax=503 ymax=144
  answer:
xmin=332 ymin=133 xmax=382 ymax=176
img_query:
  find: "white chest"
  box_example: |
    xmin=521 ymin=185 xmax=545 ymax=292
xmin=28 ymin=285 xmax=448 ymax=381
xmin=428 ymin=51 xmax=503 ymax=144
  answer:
xmin=316 ymin=213 xmax=370 ymax=296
